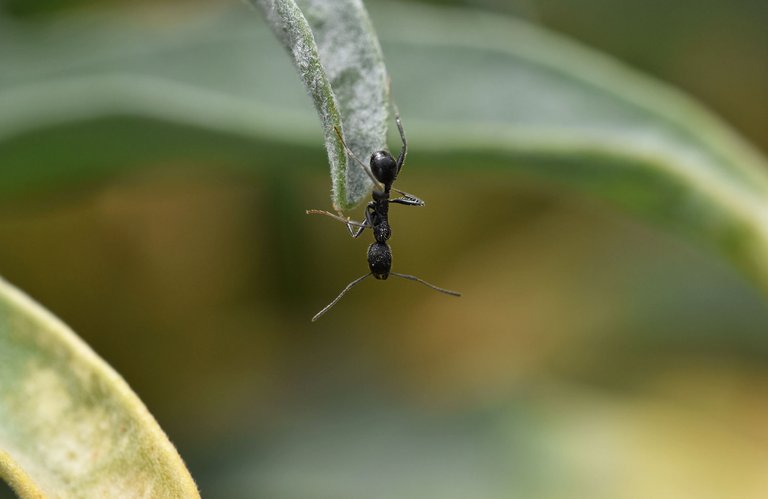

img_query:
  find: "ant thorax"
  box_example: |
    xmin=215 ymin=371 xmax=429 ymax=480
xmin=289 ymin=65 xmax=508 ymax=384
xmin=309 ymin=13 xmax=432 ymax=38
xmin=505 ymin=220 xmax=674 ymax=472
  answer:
xmin=370 ymin=190 xmax=391 ymax=242
xmin=373 ymin=220 xmax=391 ymax=242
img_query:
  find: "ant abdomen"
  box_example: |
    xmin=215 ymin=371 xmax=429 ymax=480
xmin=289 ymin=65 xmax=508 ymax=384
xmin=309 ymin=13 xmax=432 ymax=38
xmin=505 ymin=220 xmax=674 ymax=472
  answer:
xmin=370 ymin=150 xmax=398 ymax=185
xmin=367 ymin=242 xmax=392 ymax=279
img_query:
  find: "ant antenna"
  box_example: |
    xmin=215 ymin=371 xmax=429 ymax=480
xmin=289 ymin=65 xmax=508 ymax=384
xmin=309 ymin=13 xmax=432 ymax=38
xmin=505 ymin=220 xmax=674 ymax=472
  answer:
xmin=390 ymin=272 xmax=461 ymax=297
xmin=312 ymin=273 xmax=372 ymax=322
xmin=385 ymin=75 xmax=407 ymax=174
xmin=391 ymin=101 xmax=407 ymax=174
xmin=334 ymin=127 xmax=383 ymax=190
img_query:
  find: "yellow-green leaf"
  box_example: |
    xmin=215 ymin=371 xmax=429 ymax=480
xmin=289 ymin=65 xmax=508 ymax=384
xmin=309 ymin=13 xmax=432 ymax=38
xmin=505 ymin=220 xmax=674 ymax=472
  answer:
xmin=0 ymin=277 xmax=199 ymax=498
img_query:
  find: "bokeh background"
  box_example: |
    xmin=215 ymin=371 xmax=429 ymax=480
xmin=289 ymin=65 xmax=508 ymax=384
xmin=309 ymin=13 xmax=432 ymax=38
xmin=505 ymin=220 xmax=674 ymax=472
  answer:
xmin=2 ymin=0 xmax=768 ymax=497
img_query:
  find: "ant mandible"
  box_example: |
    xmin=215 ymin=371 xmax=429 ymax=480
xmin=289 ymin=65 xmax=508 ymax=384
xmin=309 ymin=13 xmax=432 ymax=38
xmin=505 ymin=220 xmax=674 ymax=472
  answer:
xmin=307 ymin=108 xmax=460 ymax=321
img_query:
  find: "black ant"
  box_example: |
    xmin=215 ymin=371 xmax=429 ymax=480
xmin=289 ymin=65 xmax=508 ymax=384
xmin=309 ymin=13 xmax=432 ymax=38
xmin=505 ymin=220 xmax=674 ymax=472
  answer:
xmin=307 ymin=110 xmax=460 ymax=321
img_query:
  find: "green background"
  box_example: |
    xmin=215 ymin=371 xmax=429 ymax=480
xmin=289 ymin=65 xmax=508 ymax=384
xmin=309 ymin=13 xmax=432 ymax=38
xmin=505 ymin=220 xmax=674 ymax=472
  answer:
xmin=2 ymin=0 xmax=768 ymax=497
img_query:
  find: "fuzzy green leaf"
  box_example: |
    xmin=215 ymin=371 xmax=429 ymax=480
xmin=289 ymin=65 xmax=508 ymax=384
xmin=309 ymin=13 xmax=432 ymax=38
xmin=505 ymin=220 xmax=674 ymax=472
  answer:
xmin=1 ymin=2 xmax=768 ymax=289
xmin=0 ymin=277 xmax=199 ymax=498
xmin=252 ymin=0 xmax=389 ymax=209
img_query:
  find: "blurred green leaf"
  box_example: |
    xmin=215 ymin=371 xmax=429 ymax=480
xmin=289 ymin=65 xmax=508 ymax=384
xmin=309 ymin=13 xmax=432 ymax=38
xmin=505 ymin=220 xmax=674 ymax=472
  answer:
xmin=0 ymin=278 xmax=199 ymax=497
xmin=253 ymin=0 xmax=389 ymax=209
xmin=1 ymin=1 xmax=768 ymax=289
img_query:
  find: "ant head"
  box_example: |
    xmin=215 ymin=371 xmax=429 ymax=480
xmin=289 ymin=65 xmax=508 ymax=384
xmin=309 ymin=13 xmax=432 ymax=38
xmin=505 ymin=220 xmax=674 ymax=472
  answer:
xmin=370 ymin=151 xmax=398 ymax=185
xmin=367 ymin=242 xmax=392 ymax=280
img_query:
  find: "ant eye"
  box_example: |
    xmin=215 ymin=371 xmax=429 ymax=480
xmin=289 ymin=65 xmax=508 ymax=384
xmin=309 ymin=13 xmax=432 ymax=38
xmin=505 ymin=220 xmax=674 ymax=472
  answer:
xmin=370 ymin=151 xmax=397 ymax=185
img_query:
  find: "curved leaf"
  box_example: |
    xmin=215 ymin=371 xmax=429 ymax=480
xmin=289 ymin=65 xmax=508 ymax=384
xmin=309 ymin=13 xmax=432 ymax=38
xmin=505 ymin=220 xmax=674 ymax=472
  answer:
xmin=1 ymin=3 xmax=768 ymax=288
xmin=373 ymin=3 xmax=768 ymax=286
xmin=0 ymin=277 xmax=199 ymax=498
xmin=252 ymin=0 xmax=389 ymax=209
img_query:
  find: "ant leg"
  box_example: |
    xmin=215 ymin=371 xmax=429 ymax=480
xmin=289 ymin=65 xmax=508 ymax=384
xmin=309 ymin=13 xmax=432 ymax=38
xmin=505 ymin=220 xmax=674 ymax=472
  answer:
xmin=344 ymin=203 xmax=377 ymax=238
xmin=312 ymin=272 xmax=371 ymax=321
xmin=306 ymin=209 xmax=369 ymax=237
xmin=390 ymin=272 xmax=461 ymax=297
xmin=334 ymin=126 xmax=383 ymax=190
xmin=348 ymin=207 xmax=374 ymax=238
xmin=389 ymin=188 xmax=424 ymax=207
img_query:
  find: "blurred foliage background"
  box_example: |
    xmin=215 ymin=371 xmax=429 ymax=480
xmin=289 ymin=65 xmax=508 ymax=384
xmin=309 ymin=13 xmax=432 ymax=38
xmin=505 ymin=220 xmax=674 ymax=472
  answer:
xmin=2 ymin=0 xmax=768 ymax=497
